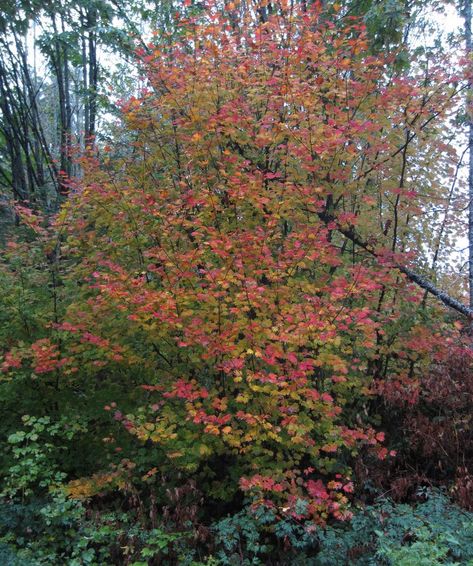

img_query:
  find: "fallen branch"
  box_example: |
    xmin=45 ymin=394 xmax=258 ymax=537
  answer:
xmin=318 ymin=211 xmax=473 ymax=318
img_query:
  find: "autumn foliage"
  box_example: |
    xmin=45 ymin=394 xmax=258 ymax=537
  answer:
xmin=0 ymin=1 xmax=470 ymax=562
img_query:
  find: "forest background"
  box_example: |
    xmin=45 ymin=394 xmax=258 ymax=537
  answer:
xmin=2 ymin=0 xmax=473 ymax=564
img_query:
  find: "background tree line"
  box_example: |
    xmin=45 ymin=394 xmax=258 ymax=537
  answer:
xmin=0 ymin=0 xmax=457 ymax=207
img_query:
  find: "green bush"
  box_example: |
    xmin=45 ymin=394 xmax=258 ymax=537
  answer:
xmin=316 ymin=490 xmax=473 ymax=565
xmin=210 ymin=490 xmax=473 ymax=565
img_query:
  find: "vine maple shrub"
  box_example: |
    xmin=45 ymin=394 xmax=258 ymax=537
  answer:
xmin=2 ymin=2 xmax=467 ymax=527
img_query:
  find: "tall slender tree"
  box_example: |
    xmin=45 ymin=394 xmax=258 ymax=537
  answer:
xmin=463 ymin=0 xmax=473 ymax=308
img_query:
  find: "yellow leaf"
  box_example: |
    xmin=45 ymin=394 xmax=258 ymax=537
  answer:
xmin=199 ymin=444 xmax=212 ymax=456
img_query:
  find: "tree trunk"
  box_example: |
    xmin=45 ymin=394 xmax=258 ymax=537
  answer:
xmin=464 ymin=0 xmax=473 ymax=308
xmin=87 ymin=7 xmax=98 ymax=140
